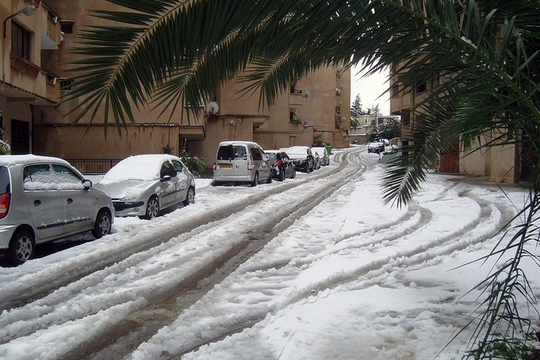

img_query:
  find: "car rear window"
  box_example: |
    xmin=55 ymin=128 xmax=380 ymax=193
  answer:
xmin=0 ymin=166 xmax=10 ymax=194
xmin=217 ymin=146 xmax=247 ymax=160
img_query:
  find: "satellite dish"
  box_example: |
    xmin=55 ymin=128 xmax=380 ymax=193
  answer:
xmin=206 ymin=101 xmax=219 ymax=114
xmin=303 ymin=90 xmax=311 ymax=100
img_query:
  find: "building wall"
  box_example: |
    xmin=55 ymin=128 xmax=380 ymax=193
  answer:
xmin=5 ymin=0 xmax=350 ymax=174
xmin=390 ymin=61 xmax=516 ymax=183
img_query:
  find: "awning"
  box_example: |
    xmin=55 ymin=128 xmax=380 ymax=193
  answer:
xmin=0 ymin=80 xmax=57 ymax=107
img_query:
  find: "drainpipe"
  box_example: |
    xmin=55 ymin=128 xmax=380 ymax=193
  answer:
xmin=30 ymin=104 xmax=34 ymax=154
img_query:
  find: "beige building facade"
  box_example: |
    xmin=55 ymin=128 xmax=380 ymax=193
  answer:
xmin=390 ymin=67 xmax=522 ymax=184
xmin=1 ymin=0 xmax=350 ymax=174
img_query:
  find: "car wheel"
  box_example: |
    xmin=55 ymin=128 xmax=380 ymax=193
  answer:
xmin=183 ymin=187 xmax=195 ymax=206
xmin=251 ymin=172 xmax=259 ymax=187
xmin=92 ymin=209 xmax=112 ymax=238
xmin=143 ymin=196 xmax=160 ymax=219
xmin=291 ymin=168 xmax=296 ymax=179
xmin=8 ymin=230 xmax=35 ymax=265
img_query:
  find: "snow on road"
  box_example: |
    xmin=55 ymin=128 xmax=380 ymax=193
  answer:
xmin=0 ymin=147 xmax=537 ymax=360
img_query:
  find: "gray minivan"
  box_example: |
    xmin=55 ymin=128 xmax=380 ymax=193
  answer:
xmin=0 ymin=155 xmax=114 ymax=265
xmin=212 ymin=141 xmax=272 ymax=186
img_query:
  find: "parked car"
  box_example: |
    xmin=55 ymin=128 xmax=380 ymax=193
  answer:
xmin=96 ymin=154 xmax=195 ymax=220
xmin=312 ymin=147 xmax=330 ymax=166
xmin=0 ymin=155 xmax=114 ymax=265
xmin=265 ymin=150 xmax=296 ymax=181
xmin=213 ymin=141 xmax=272 ymax=186
xmin=367 ymin=141 xmax=385 ymax=153
xmin=280 ymin=146 xmax=314 ymax=173
xmin=313 ymin=152 xmax=321 ymax=170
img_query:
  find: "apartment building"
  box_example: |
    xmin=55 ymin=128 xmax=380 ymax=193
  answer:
xmin=390 ymin=68 xmax=519 ymax=184
xmin=1 ymin=0 xmax=349 ymax=173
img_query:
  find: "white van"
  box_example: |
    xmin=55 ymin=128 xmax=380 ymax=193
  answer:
xmin=213 ymin=141 xmax=272 ymax=186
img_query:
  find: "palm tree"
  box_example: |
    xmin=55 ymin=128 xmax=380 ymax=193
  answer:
xmin=66 ymin=0 xmax=540 ymax=357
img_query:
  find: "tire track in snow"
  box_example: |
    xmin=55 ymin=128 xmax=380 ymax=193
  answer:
xmin=128 ymin=167 xmax=515 ymax=359
xmin=0 ymin=148 xmax=353 ymax=312
xmin=0 ymin=148 xmax=366 ymax=360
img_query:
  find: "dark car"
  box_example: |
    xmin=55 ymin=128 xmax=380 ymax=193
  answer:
xmin=280 ymin=146 xmax=315 ymax=173
xmin=266 ymin=150 xmax=296 ymax=181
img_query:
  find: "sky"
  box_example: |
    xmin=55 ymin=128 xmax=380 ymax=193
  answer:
xmin=0 ymin=147 xmax=537 ymax=360
xmin=350 ymin=64 xmax=391 ymax=115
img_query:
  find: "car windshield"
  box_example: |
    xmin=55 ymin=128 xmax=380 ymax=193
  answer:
xmin=102 ymin=156 xmax=163 ymax=181
xmin=217 ymin=145 xmax=247 ymax=160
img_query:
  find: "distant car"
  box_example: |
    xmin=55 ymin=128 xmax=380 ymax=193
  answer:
xmin=313 ymin=152 xmax=321 ymax=170
xmin=367 ymin=141 xmax=385 ymax=153
xmin=213 ymin=141 xmax=272 ymax=186
xmin=312 ymin=147 xmax=330 ymax=166
xmin=280 ymin=146 xmax=314 ymax=173
xmin=0 ymin=155 xmax=114 ymax=265
xmin=266 ymin=150 xmax=296 ymax=181
xmin=96 ymin=154 xmax=195 ymax=220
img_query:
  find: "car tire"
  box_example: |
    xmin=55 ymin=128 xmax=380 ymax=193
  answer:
xmin=251 ymin=172 xmax=259 ymax=187
xmin=183 ymin=187 xmax=195 ymax=206
xmin=143 ymin=196 xmax=160 ymax=219
xmin=92 ymin=209 xmax=112 ymax=238
xmin=8 ymin=230 xmax=35 ymax=265
xmin=291 ymin=168 xmax=296 ymax=179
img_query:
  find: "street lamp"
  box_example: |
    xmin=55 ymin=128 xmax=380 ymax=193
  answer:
xmin=3 ymin=5 xmax=36 ymax=38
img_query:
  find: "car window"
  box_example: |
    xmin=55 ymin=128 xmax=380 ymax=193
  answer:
xmin=160 ymin=161 xmax=176 ymax=178
xmin=0 ymin=166 xmax=10 ymax=194
xmin=251 ymin=147 xmax=262 ymax=161
xmin=217 ymin=146 xmax=247 ymax=160
xmin=267 ymin=153 xmax=277 ymax=162
xmin=52 ymin=165 xmax=85 ymax=190
xmin=171 ymin=160 xmax=184 ymax=173
xmin=23 ymin=164 xmax=55 ymax=191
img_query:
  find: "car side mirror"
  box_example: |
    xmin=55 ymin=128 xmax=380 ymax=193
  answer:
xmin=161 ymin=175 xmax=172 ymax=182
xmin=82 ymin=179 xmax=92 ymax=189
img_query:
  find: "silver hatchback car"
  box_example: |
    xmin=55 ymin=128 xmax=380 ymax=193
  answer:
xmin=96 ymin=154 xmax=196 ymax=219
xmin=0 ymin=155 xmax=114 ymax=265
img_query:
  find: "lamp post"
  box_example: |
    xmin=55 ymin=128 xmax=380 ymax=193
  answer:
xmin=3 ymin=5 xmax=36 ymax=38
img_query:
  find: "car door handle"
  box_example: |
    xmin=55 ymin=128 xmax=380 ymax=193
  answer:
xmin=67 ymin=198 xmax=73 ymax=205
xmin=34 ymin=200 xmax=41 ymax=207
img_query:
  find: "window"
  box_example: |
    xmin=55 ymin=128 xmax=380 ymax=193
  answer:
xmin=172 ymin=160 xmax=184 ymax=173
xmin=23 ymin=164 xmax=53 ymax=190
xmin=217 ymin=145 xmax=247 ymax=160
xmin=52 ymin=165 xmax=83 ymax=190
xmin=60 ymin=79 xmax=73 ymax=91
xmin=11 ymin=22 xmax=31 ymax=60
xmin=250 ymin=148 xmax=263 ymax=161
xmin=160 ymin=161 xmax=176 ymax=178
xmin=416 ymin=82 xmax=427 ymax=93
xmin=61 ymin=21 xmax=74 ymax=34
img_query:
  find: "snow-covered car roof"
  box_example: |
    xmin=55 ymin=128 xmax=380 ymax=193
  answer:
xmin=0 ymin=154 xmax=72 ymax=167
xmin=102 ymin=154 xmax=181 ymax=181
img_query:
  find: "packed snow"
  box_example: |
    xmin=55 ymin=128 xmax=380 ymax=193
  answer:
xmin=0 ymin=146 xmax=538 ymax=360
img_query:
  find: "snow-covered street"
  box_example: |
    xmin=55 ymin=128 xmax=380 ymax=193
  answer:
xmin=0 ymin=146 xmax=537 ymax=360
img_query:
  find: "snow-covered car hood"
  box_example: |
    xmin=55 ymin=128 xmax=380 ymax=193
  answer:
xmin=96 ymin=179 xmax=157 ymax=201
xmin=286 ymin=152 xmax=308 ymax=160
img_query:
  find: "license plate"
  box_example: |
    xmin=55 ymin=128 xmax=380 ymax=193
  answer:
xmin=219 ymin=164 xmax=232 ymax=169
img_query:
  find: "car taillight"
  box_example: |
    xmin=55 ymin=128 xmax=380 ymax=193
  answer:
xmin=0 ymin=193 xmax=10 ymax=219
xmin=213 ymin=162 xmax=216 ymax=171
xmin=248 ymin=161 xmax=253 ymax=170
